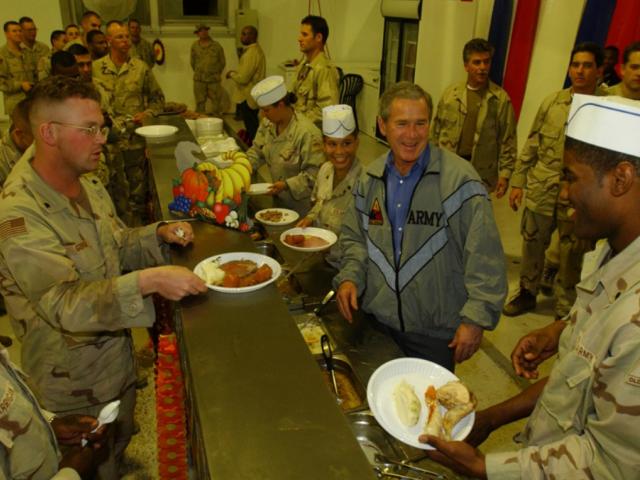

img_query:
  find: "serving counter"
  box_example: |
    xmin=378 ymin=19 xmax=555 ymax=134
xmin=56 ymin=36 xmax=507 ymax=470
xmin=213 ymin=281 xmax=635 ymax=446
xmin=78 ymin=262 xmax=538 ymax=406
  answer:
xmin=145 ymin=115 xmax=378 ymax=479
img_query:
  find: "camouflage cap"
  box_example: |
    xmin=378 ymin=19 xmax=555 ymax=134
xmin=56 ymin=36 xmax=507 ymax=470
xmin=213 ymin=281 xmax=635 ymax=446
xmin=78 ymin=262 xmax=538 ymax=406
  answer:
xmin=194 ymin=24 xmax=210 ymax=34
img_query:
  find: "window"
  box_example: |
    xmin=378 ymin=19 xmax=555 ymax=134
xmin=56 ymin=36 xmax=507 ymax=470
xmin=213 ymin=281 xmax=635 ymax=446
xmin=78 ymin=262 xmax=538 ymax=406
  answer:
xmin=60 ymin=0 xmax=151 ymax=25
xmin=60 ymin=0 xmax=228 ymax=28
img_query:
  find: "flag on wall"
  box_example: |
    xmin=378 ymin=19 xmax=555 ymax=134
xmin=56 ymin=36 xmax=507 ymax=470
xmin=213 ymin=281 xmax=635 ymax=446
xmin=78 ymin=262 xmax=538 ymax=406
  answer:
xmin=488 ymin=0 xmax=514 ymax=86
xmin=502 ymin=0 xmax=541 ymax=117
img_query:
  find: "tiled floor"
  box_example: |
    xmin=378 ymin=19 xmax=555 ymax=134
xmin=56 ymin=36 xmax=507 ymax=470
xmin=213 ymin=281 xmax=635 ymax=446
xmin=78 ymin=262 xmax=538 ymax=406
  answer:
xmin=0 ymin=122 xmax=559 ymax=476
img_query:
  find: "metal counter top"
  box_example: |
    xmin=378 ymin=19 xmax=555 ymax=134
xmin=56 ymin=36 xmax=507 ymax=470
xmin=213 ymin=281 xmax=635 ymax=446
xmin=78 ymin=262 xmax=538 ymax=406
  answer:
xmin=145 ymin=116 xmax=376 ymax=479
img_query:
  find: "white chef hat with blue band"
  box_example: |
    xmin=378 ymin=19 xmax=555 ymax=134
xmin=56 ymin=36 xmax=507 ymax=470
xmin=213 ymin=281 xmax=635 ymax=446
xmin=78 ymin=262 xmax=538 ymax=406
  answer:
xmin=322 ymin=104 xmax=356 ymax=138
xmin=567 ymin=94 xmax=640 ymax=157
xmin=250 ymin=76 xmax=287 ymax=107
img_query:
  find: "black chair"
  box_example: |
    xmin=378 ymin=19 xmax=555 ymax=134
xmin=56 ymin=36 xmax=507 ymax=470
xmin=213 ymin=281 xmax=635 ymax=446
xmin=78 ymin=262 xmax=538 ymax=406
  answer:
xmin=339 ymin=73 xmax=364 ymax=129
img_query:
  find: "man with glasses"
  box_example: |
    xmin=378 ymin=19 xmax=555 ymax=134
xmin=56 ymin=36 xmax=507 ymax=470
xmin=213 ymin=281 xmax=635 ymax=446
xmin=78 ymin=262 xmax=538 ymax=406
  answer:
xmin=0 ymin=76 xmax=206 ymax=478
xmin=19 ymin=17 xmax=49 ymax=78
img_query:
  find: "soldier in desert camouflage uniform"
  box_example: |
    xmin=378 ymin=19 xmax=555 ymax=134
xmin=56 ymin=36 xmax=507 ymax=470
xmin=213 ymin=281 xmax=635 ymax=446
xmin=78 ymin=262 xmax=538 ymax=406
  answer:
xmin=128 ymin=19 xmax=154 ymax=69
xmin=431 ymin=38 xmax=517 ymax=195
xmin=0 ymin=21 xmax=35 ymax=116
xmin=247 ymin=76 xmax=324 ymax=215
xmin=191 ymin=24 xmax=226 ymax=116
xmin=93 ymin=21 xmax=165 ymax=225
xmin=503 ymin=43 xmax=607 ymax=319
xmin=0 ymin=76 xmax=206 ymax=479
xmin=0 ymin=98 xmax=32 ymax=186
xmin=0 ymin=348 xmax=105 ymax=479
xmin=291 ymin=15 xmax=339 ymax=127
xmin=421 ymin=94 xmax=640 ymax=480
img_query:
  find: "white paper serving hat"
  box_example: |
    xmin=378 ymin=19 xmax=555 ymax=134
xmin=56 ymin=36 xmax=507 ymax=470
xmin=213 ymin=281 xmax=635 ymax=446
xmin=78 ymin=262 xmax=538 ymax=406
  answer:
xmin=250 ymin=76 xmax=287 ymax=107
xmin=567 ymin=94 xmax=640 ymax=157
xmin=322 ymin=104 xmax=356 ymax=138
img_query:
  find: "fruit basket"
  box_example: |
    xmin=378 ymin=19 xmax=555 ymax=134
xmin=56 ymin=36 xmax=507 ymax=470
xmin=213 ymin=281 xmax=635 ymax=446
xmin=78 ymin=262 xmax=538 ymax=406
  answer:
xmin=169 ymin=150 xmax=253 ymax=231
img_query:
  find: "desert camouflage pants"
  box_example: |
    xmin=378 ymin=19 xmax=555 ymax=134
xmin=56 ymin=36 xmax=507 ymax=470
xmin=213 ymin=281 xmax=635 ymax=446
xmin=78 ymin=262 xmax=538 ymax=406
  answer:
xmin=194 ymin=80 xmax=225 ymax=116
xmin=519 ymin=207 xmax=594 ymax=317
xmin=59 ymin=384 xmax=136 ymax=480
xmin=104 ymin=143 xmax=131 ymax=223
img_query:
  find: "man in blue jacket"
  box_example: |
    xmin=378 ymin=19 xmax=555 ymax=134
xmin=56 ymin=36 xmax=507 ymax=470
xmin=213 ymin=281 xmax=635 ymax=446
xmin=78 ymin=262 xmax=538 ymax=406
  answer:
xmin=335 ymin=82 xmax=507 ymax=371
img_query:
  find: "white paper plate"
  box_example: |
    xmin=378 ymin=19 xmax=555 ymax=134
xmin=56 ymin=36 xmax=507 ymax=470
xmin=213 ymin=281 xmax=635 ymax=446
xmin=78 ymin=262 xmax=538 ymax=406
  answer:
xmin=279 ymin=227 xmax=338 ymax=252
xmin=193 ymin=252 xmax=281 ymax=293
xmin=135 ymin=125 xmax=178 ymax=138
xmin=248 ymin=183 xmax=273 ymax=196
xmin=367 ymin=358 xmax=475 ymax=450
xmin=255 ymin=208 xmax=299 ymax=226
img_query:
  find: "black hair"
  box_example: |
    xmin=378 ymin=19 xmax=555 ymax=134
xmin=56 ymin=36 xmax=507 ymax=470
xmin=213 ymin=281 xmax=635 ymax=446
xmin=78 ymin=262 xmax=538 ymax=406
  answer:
xmin=51 ymin=50 xmax=77 ymax=73
xmin=301 ymin=15 xmax=329 ymax=44
xmin=67 ymin=43 xmax=90 ymax=56
xmin=50 ymin=30 xmax=66 ymax=44
xmin=565 ymin=136 xmax=640 ymax=180
xmin=462 ymin=38 xmax=494 ymax=63
xmin=571 ymin=42 xmax=604 ymax=67
xmin=18 ymin=17 xmax=34 ymax=25
xmin=3 ymin=21 xmax=19 ymax=32
xmin=86 ymin=29 xmax=105 ymax=45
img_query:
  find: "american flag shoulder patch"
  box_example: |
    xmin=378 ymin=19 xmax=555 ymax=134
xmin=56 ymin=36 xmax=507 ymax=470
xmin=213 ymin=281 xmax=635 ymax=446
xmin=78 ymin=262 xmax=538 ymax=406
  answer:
xmin=0 ymin=218 xmax=28 ymax=240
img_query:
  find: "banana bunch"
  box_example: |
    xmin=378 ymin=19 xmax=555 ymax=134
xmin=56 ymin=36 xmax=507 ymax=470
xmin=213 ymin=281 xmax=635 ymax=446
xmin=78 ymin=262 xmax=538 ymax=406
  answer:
xmin=210 ymin=151 xmax=254 ymax=205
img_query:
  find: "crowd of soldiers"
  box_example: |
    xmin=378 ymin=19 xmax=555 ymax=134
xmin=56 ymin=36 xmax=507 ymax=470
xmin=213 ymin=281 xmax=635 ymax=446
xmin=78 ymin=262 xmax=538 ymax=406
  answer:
xmin=1 ymin=7 xmax=640 ymax=479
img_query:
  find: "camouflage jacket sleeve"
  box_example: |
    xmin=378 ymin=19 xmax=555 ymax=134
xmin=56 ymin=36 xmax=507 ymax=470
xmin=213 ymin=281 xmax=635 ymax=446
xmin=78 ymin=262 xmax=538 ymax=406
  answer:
xmin=0 ymin=55 xmax=21 ymax=94
xmin=245 ymin=120 xmax=269 ymax=171
xmin=511 ymin=95 xmax=554 ymax=188
xmin=497 ymin=95 xmax=517 ymax=179
xmin=332 ymin=174 xmax=370 ymax=295
xmin=143 ymin=68 xmax=165 ymax=115
xmin=0 ymin=216 xmax=165 ymax=333
xmin=190 ymin=43 xmax=196 ymax=70
xmin=285 ymin=126 xmax=324 ymax=200
xmin=486 ymin=321 xmax=640 ymax=479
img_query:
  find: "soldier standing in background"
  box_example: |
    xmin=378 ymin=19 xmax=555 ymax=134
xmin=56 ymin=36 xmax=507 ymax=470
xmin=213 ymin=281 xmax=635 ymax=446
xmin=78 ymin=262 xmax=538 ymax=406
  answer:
xmin=607 ymin=41 xmax=640 ymax=100
xmin=128 ymin=19 xmax=154 ymax=69
xmin=226 ymin=25 xmax=265 ymax=140
xmin=292 ymin=15 xmax=339 ymax=127
xmin=0 ymin=21 xmax=35 ymax=116
xmin=0 ymin=76 xmax=206 ymax=479
xmin=191 ymin=24 xmax=226 ymax=116
xmin=0 ymin=98 xmax=32 ymax=187
xmin=503 ymin=42 xmax=607 ymax=319
xmin=93 ymin=20 xmax=165 ymax=225
xmin=65 ymin=24 xmax=80 ymax=42
xmin=19 ymin=17 xmax=49 ymax=77
xmin=87 ymin=29 xmax=108 ymax=61
xmin=37 ymin=30 xmax=67 ymax=80
xmin=64 ymin=10 xmax=102 ymax=49
xmin=431 ymin=38 xmax=517 ymax=196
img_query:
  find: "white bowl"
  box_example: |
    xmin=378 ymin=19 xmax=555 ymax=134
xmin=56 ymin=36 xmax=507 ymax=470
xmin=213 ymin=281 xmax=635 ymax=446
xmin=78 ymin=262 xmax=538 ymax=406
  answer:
xmin=135 ymin=125 xmax=178 ymax=139
xmin=196 ymin=117 xmax=223 ymax=136
xmin=279 ymin=227 xmax=338 ymax=252
xmin=193 ymin=252 xmax=281 ymax=294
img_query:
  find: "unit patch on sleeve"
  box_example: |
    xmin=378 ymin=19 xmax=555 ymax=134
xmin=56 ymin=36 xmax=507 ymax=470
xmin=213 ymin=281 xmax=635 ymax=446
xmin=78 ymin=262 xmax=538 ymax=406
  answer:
xmin=369 ymin=198 xmax=384 ymax=226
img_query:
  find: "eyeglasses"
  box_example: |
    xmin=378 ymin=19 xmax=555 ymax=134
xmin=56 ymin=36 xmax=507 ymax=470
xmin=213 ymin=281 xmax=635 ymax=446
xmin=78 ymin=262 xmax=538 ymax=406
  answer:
xmin=50 ymin=121 xmax=109 ymax=139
